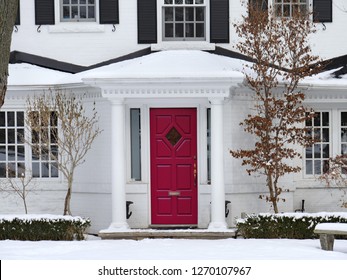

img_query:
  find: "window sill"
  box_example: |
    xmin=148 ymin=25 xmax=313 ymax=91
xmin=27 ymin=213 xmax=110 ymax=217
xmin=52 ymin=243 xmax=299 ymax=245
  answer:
xmin=151 ymin=41 xmax=215 ymax=51
xmin=48 ymin=23 xmax=105 ymax=33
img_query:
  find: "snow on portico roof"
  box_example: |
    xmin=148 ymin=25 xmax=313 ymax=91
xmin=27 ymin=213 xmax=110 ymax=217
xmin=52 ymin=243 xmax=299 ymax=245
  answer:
xmin=60 ymin=50 xmax=246 ymax=84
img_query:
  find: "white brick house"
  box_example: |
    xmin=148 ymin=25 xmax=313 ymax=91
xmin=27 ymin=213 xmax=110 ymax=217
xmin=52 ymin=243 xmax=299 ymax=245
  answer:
xmin=1 ymin=0 xmax=347 ymax=233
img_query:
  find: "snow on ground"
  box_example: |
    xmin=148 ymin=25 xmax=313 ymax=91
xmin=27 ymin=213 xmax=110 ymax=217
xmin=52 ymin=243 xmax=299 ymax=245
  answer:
xmin=1 ymin=236 xmax=346 ymax=260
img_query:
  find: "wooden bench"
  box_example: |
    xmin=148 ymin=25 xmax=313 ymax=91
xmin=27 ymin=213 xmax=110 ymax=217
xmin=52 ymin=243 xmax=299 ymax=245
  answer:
xmin=314 ymin=223 xmax=347 ymax=251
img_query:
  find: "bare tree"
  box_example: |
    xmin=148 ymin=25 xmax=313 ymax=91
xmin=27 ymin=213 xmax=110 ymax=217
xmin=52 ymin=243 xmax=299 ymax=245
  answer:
xmin=26 ymin=91 xmax=102 ymax=215
xmin=230 ymin=5 xmax=322 ymax=213
xmin=0 ymin=0 xmax=19 ymax=108
xmin=0 ymin=167 xmax=35 ymax=214
xmin=319 ymin=155 xmax=347 ymax=208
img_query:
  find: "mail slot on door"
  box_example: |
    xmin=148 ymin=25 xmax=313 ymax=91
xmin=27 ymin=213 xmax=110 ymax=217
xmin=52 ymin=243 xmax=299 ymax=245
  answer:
xmin=168 ymin=191 xmax=181 ymax=196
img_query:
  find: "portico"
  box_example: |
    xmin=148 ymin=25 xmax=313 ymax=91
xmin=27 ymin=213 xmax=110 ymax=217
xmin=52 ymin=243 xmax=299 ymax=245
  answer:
xmin=82 ymin=50 xmax=244 ymax=231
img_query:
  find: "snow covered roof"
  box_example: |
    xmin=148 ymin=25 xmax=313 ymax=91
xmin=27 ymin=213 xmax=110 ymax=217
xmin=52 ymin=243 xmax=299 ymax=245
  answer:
xmin=8 ymin=63 xmax=73 ymax=87
xmin=7 ymin=51 xmax=347 ymax=89
xmin=59 ymin=50 xmax=245 ymax=85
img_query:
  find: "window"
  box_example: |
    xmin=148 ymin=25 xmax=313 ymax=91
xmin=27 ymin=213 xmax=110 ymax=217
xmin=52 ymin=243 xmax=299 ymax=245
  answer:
xmin=130 ymin=109 xmax=141 ymax=181
xmin=31 ymin=112 xmax=59 ymax=178
xmin=305 ymin=112 xmax=330 ymax=175
xmin=163 ymin=0 xmax=205 ymax=41
xmin=0 ymin=111 xmax=25 ymax=178
xmin=274 ymin=0 xmax=307 ymax=18
xmin=61 ymin=0 xmax=96 ymax=22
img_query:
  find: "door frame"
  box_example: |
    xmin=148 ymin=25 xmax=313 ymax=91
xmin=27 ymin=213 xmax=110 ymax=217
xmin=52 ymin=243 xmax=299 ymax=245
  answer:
xmin=149 ymin=107 xmax=198 ymax=226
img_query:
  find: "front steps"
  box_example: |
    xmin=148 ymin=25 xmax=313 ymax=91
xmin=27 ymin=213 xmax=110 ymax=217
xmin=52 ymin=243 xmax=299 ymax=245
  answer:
xmin=98 ymin=228 xmax=237 ymax=240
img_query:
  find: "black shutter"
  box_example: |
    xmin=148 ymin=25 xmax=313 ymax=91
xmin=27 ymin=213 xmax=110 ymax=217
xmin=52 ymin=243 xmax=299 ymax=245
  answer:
xmin=313 ymin=0 xmax=332 ymax=23
xmin=137 ymin=0 xmax=157 ymax=44
xmin=100 ymin=0 xmax=119 ymax=24
xmin=35 ymin=0 xmax=55 ymax=25
xmin=15 ymin=2 xmax=20 ymax=25
xmin=210 ymin=0 xmax=230 ymax=43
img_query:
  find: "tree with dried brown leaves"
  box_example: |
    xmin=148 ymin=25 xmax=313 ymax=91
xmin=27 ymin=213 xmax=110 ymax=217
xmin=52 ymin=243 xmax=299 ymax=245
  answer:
xmin=319 ymin=155 xmax=347 ymax=208
xmin=230 ymin=6 xmax=323 ymax=213
xmin=26 ymin=91 xmax=102 ymax=215
xmin=0 ymin=0 xmax=19 ymax=108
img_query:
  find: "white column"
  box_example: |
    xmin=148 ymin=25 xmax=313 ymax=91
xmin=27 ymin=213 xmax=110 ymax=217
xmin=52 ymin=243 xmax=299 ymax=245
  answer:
xmin=108 ymin=98 xmax=129 ymax=230
xmin=208 ymin=98 xmax=228 ymax=230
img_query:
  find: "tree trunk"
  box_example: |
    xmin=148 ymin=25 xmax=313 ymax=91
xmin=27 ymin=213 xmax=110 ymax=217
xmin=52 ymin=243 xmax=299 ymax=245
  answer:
xmin=64 ymin=174 xmax=74 ymax=215
xmin=267 ymin=173 xmax=279 ymax=213
xmin=0 ymin=1 xmax=19 ymax=108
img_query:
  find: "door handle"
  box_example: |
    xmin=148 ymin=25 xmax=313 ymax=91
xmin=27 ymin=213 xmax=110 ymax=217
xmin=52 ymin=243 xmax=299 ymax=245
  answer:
xmin=194 ymin=162 xmax=197 ymax=186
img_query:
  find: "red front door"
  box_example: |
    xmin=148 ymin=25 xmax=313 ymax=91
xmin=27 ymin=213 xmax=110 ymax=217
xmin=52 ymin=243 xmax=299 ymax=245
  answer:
xmin=150 ymin=108 xmax=197 ymax=225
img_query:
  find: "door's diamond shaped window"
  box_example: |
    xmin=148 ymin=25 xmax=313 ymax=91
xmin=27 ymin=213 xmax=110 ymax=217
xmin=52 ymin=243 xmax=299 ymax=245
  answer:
xmin=166 ymin=127 xmax=182 ymax=146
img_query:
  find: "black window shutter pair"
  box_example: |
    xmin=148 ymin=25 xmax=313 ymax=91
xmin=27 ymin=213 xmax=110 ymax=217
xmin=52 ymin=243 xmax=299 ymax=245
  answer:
xmin=137 ymin=0 xmax=230 ymax=44
xmin=34 ymin=0 xmax=119 ymax=25
xmin=313 ymin=0 xmax=332 ymax=23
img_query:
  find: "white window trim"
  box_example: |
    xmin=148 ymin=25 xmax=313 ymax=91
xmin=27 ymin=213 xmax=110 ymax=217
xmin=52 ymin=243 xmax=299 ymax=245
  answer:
xmin=49 ymin=0 xmax=104 ymax=33
xmin=153 ymin=0 xmax=214 ymax=50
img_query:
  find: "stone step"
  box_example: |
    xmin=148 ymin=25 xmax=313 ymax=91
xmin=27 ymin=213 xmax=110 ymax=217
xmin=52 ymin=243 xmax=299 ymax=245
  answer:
xmin=99 ymin=229 xmax=237 ymax=240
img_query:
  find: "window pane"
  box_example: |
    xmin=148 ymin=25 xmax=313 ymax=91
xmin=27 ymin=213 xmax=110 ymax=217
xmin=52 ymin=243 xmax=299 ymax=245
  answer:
xmin=63 ymin=6 xmax=70 ymax=18
xmin=0 ymin=129 xmax=5 ymax=143
xmin=185 ymin=0 xmax=193 ymax=4
xmin=17 ymin=128 xmax=24 ymax=144
xmin=51 ymin=163 xmax=59 ymax=178
xmin=322 ymin=144 xmax=329 ymax=158
xmin=322 ymin=128 xmax=329 ymax=142
xmin=165 ymin=8 xmax=174 ymax=21
xmin=165 ymin=0 xmax=173 ymax=4
xmin=175 ymin=23 xmax=184 ymax=37
xmin=195 ymin=0 xmax=204 ymax=4
xmin=0 ymin=112 xmax=5 ymax=126
xmin=175 ymin=7 xmax=184 ymax=21
xmin=0 ymin=146 xmax=5 ymax=160
xmin=342 ymin=113 xmax=347 ymax=128
xmin=130 ymin=109 xmax=141 ymax=181
xmin=196 ymin=7 xmax=204 ymax=21
xmin=8 ymin=146 xmax=15 ymax=161
xmin=88 ymin=6 xmax=95 ymax=18
xmin=314 ymin=160 xmax=321 ymax=175
xmin=72 ymin=6 xmax=78 ymax=19
xmin=32 ymin=162 xmax=40 ymax=178
xmin=72 ymin=0 xmax=78 ymax=4
xmin=314 ymin=113 xmax=321 ymax=126
xmin=17 ymin=146 xmax=25 ymax=161
xmin=7 ymin=112 xmax=14 ymax=126
xmin=306 ymin=160 xmax=312 ymax=175
xmin=342 ymin=128 xmax=347 ymax=142
xmin=186 ymin=7 xmax=194 ymax=21
xmin=0 ymin=163 xmax=6 ymax=177
xmin=80 ymin=0 xmax=86 ymax=4
xmin=17 ymin=112 xmax=24 ymax=126
xmin=175 ymin=0 xmax=183 ymax=4
xmin=186 ymin=23 xmax=194 ymax=37
xmin=305 ymin=146 xmax=312 ymax=158
xmin=342 ymin=144 xmax=347 ymax=155
xmin=80 ymin=6 xmax=86 ymax=18
xmin=322 ymin=112 xmax=329 ymax=126
xmin=41 ymin=163 xmax=49 ymax=178
xmin=196 ymin=23 xmax=204 ymax=37
xmin=314 ymin=144 xmax=321 ymax=158
xmin=165 ymin=23 xmax=174 ymax=37
xmin=8 ymin=129 xmax=15 ymax=144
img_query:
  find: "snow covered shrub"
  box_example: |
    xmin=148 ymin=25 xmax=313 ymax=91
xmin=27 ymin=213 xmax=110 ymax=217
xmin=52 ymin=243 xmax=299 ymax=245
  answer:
xmin=236 ymin=213 xmax=347 ymax=239
xmin=0 ymin=215 xmax=90 ymax=241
